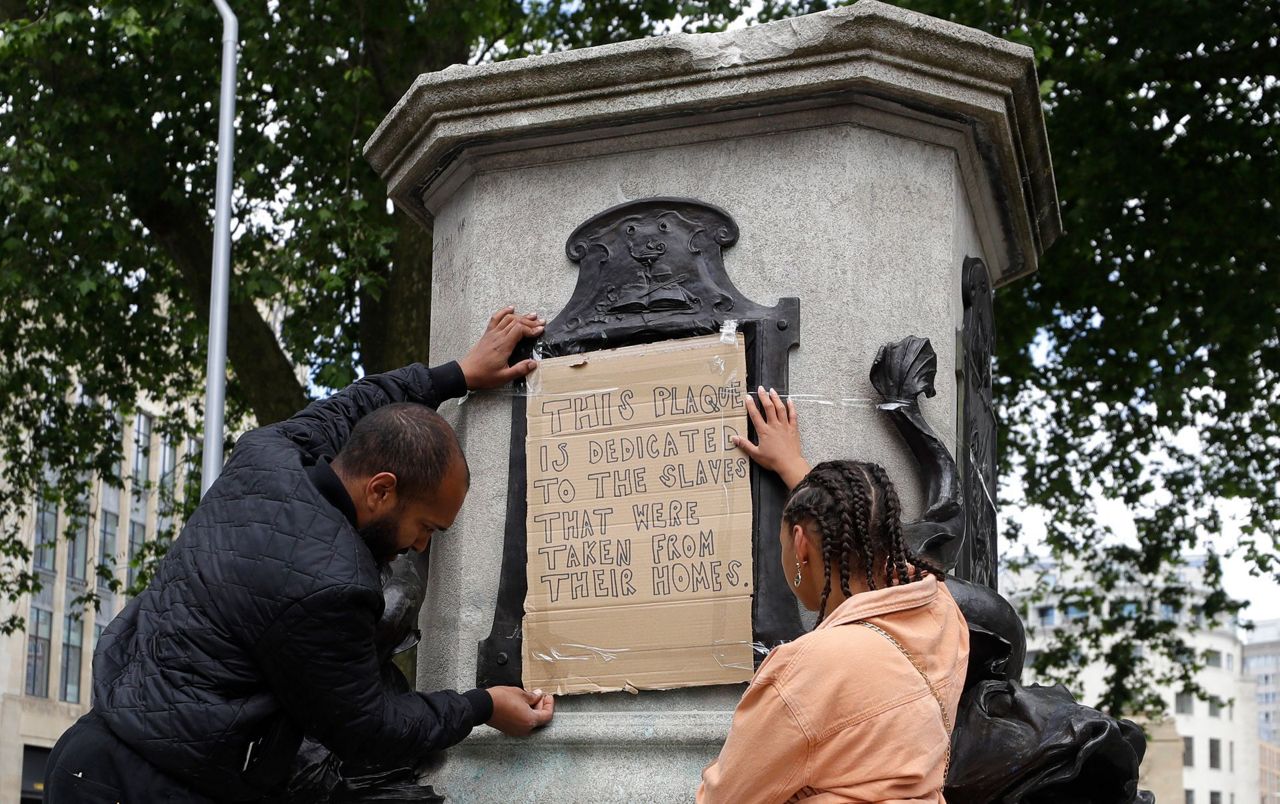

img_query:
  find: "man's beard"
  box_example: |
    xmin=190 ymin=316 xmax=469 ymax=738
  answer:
xmin=359 ymin=514 xmax=402 ymax=566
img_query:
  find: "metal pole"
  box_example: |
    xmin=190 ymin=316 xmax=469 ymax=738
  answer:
xmin=201 ymin=0 xmax=238 ymax=497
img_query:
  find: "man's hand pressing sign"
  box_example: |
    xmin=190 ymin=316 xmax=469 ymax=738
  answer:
xmin=486 ymin=686 xmax=556 ymax=736
xmin=459 ymin=306 xmax=545 ymax=390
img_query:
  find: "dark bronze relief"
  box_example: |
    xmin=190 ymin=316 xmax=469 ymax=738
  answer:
xmin=871 ymin=329 xmax=1148 ymax=803
xmin=869 ymin=336 xmax=966 ymax=569
xmin=477 ymin=198 xmax=802 ymax=688
xmin=958 ymin=256 xmax=998 ymax=588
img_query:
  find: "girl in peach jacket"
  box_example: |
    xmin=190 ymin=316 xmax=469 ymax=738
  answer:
xmin=699 ymin=388 xmax=969 ymax=804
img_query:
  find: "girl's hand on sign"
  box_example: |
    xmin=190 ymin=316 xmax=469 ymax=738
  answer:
xmin=732 ymin=386 xmax=810 ymax=490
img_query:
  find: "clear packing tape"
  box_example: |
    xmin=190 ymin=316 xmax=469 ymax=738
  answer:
xmin=452 ymin=386 xmax=886 ymax=408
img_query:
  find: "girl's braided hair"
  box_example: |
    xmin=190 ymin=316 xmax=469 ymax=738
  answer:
xmin=782 ymin=460 xmax=942 ymax=622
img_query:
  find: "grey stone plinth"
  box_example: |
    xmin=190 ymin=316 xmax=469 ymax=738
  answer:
xmin=426 ymin=709 xmax=734 ymax=804
xmin=366 ymin=0 xmax=1058 ymax=285
xmin=367 ymin=3 xmax=1058 ymax=801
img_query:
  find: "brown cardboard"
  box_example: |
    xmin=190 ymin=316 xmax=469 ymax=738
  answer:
xmin=521 ymin=334 xmax=755 ymax=695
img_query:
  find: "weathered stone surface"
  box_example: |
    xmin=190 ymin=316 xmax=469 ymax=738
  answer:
xmin=423 ymin=710 xmax=734 ymax=803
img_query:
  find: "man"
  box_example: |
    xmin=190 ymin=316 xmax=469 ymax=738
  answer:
xmin=45 ymin=307 xmax=554 ymax=802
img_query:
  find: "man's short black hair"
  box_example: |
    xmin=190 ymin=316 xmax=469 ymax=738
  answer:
xmin=333 ymin=403 xmax=467 ymax=500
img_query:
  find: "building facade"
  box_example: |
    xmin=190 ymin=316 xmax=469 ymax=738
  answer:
xmin=1004 ymin=558 xmax=1261 ymax=804
xmin=1245 ymin=619 xmax=1280 ymax=804
xmin=0 ymin=409 xmax=195 ymax=803
xmin=1261 ymin=741 xmax=1280 ymax=804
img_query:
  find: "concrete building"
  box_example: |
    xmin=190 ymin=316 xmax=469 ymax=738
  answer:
xmin=1245 ymin=619 xmax=1280 ymax=742
xmin=1245 ymin=619 xmax=1280 ymax=804
xmin=1004 ymin=557 xmax=1260 ymax=804
xmin=1261 ymin=740 xmax=1280 ymax=804
xmin=0 ymin=408 xmax=195 ymax=803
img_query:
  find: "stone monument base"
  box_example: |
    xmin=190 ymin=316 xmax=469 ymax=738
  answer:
xmin=424 ymin=699 xmax=735 ymax=803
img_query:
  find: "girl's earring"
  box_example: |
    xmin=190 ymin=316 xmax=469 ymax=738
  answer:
xmin=793 ymin=562 xmax=803 ymax=587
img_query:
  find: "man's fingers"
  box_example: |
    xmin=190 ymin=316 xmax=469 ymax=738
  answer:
xmin=499 ymin=316 xmax=543 ymax=347
xmin=523 ymin=688 xmax=543 ymax=705
xmin=786 ymin=397 xmax=798 ymax=426
xmin=497 ymin=360 xmax=538 ymax=383
xmin=488 ymin=306 xmax=516 ymax=330
xmin=498 ymin=316 xmax=529 ymax=347
xmin=534 ymin=695 xmax=555 ymax=721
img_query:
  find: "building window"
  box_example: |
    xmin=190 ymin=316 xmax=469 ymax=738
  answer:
xmin=1183 ymin=789 xmax=1193 ymax=804
xmin=94 ymin=596 xmax=114 ymax=648
xmin=34 ymin=497 xmax=57 ymax=572
xmin=127 ymin=520 xmax=146 ymax=589
xmin=21 ymin=745 xmax=50 ymax=804
xmin=159 ymin=433 xmax=178 ymax=490
xmin=1176 ymin=691 xmax=1194 ymax=715
xmin=1205 ymin=649 xmax=1222 ymax=668
xmin=1037 ymin=606 xmax=1056 ymax=626
xmin=1066 ymin=604 xmax=1087 ymax=621
xmin=67 ymin=513 xmax=89 ymax=582
xmin=97 ymin=510 xmax=118 ymax=590
xmin=1161 ymin=602 xmax=1179 ymax=621
xmin=1113 ymin=600 xmax=1139 ymax=617
xmin=25 ymin=604 xmax=52 ymax=697
xmin=1228 ymin=741 xmax=1233 ymax=772
xmin=59 ymin=615 xmax=83 ymax=703
xmin=132 ymin=413 xmax=152 ymax=486
xmin=1208 ymin=738 xmax=1220 ymax=769
xmin=1209 ymin=699 xmax=1221 ymax=718
xmin=1209 ymin=792 xmax=1221 ymax=804
xmin=158 ymin=433 xmax=179 ymax=533
xmin=1183 ymin=736 xmax=1194 ymax=767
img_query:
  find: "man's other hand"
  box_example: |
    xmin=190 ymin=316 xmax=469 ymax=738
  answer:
xmin=485 ymin=686 xmax=555 ymax=736
xmin=458 ymin=306 xmax=545 ymax=390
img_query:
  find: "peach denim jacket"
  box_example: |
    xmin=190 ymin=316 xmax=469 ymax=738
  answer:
xmin=698 ymin=575 xmax=969 ymax=804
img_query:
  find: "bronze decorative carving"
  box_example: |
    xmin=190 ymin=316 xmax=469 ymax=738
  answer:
xmin=959 ymin=256 xmax=998 ymax=588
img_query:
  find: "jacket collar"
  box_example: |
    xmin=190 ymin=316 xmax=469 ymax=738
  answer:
xmin=305 ymin=458 xmax=359 ymax=529
xmin=816 ymin=574 xmax=940 ymax=629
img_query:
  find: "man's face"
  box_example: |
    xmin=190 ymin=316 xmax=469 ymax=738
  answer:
xmin=355 ymin=456 xmax=469 ymax=564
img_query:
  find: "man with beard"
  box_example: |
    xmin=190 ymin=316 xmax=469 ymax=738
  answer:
xmin=45 ymin=307 xmax=554 ymax=802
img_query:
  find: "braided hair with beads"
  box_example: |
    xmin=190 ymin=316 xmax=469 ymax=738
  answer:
xmin=782 ymin=460 xmax=943 ymax=623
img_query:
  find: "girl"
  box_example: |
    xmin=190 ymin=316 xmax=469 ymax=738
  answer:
xmin=698 ymin=388 xmax=969 ymax=803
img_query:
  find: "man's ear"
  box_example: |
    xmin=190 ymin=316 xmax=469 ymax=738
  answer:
xmin=364 ymin=471 xmax=399 ymax=513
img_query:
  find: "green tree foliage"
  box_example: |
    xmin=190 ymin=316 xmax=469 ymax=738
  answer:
xmin=0 ymin=0 xmax=747 ymax=620
xmin=2 ymin=0 xmax=1276 ymax=716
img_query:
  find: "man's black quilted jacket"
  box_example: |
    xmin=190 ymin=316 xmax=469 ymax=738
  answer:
xmin=92 ymin=362 xmax=491 ymax=801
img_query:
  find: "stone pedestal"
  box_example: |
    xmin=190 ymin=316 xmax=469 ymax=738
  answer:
xmin=366 ymin=2 xmax=1057 ymax=800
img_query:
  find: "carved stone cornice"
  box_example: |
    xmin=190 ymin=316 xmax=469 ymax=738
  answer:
xmin=364 ymin=0 xmax=1059 ymax=284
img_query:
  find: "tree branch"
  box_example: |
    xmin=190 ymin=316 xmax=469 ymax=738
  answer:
xmin=129 ymin=189 xmax=309 ymax=424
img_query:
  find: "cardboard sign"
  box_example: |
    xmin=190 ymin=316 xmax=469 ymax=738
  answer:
xmin=521 ymin=334 xmax=755 ymax=695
